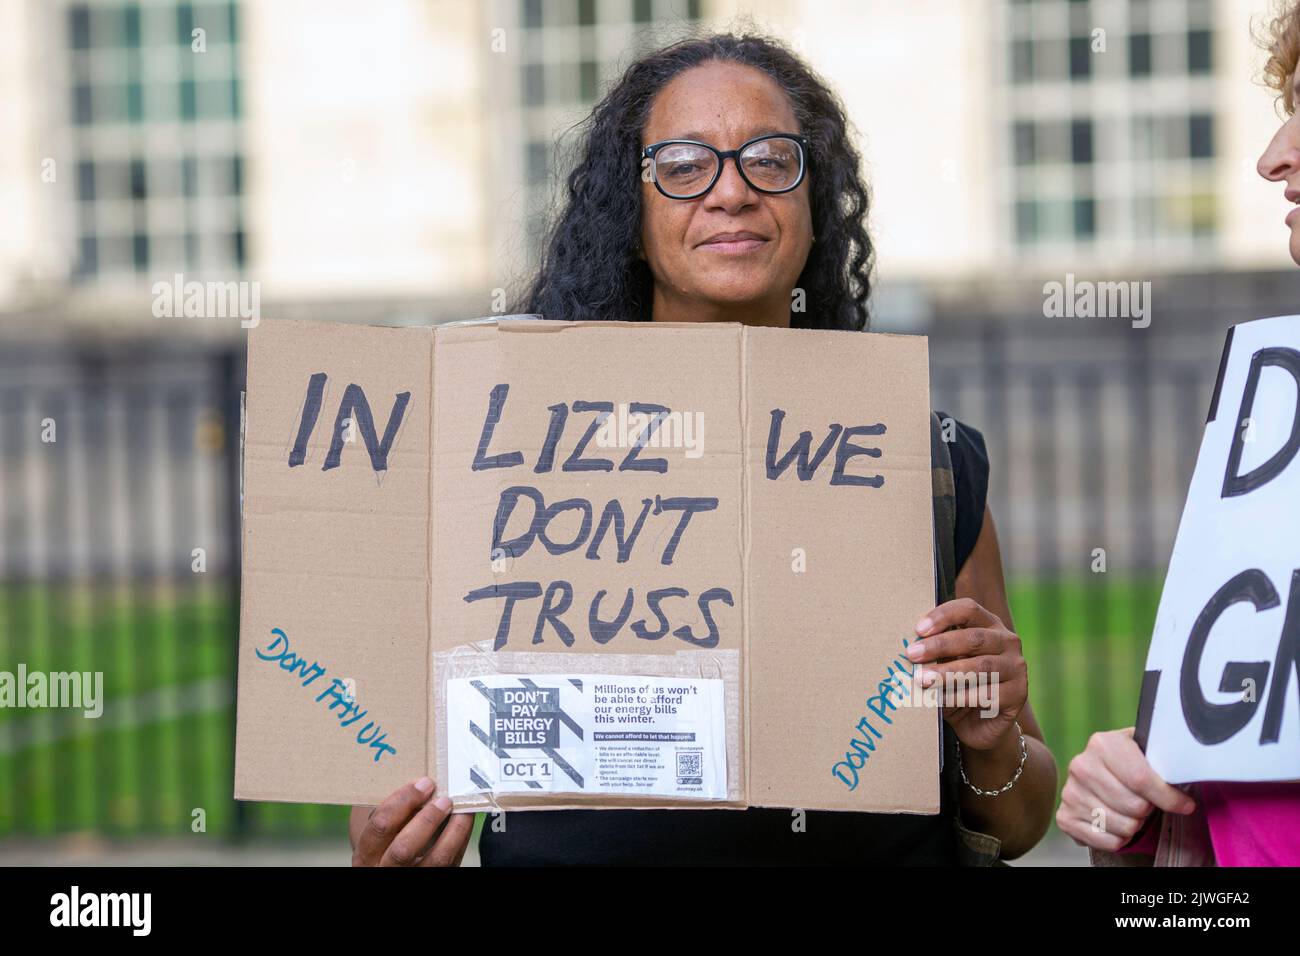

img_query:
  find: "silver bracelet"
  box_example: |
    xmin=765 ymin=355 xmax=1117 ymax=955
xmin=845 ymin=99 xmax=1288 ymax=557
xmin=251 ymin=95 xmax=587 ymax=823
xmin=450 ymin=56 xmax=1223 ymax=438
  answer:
xmin=955 ymin=721 xmax=1027 ymax=797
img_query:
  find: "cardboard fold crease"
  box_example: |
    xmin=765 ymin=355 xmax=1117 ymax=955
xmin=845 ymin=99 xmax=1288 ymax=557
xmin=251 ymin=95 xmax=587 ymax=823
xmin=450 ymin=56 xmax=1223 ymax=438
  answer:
xmin=235 ymin=319 xmax=940 ymax=813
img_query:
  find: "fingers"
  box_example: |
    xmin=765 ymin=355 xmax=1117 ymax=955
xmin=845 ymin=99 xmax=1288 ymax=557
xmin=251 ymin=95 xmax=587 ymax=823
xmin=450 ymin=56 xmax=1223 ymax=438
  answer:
xmin=1094 ymin=730 xmax=1196 ymax=816
xmin=1055 ymin=729 xmax=1195 ymax=853
xmin=915 ymin=597 xmax=1003 ymax=638
xmin=418 ymin=811 xmax=476 ymax=867
xmin=1069 ymin=747 xmax=1155 ymax=822
xmin=907 ymin=626 xmax=1008 ymax=665
xmin=912 ymin=653 xmax=1027 ymax=722
xmin=1056 ymin=774 xmax=1149 ymax=851
xmin=925 ymin=664 xmax=1022 ymax=704
xmin=352 ymin=776 xmax=437 ymax=867
xmin=914 ymin=653 xmax=1013 ymax=684
xmin=380 ymin=794 xmax=455 ymax=867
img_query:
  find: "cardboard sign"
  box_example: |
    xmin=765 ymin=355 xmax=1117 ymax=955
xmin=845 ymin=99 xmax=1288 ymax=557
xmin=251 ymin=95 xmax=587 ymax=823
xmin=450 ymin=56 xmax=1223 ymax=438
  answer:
xmin=234 ymin=318 xmax=939 ymax=812
xmin=1139 ymin=315 xmax=1300 ymax=783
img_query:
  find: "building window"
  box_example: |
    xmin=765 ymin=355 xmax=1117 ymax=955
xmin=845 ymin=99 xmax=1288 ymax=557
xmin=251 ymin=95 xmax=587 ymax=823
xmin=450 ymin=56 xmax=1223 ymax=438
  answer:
xmin=1011 ymin=39 xmax=1033 ymax=84
xmin=523 ymin=63 xmax=545 ymax=106
xmin=132 ymin=232 xmax=149 ymax=271
xmin=1187 ymin=30 xmax=1212 ymax=74
xmin=76 ymin=160 xmax=95 ymax=201
xmin=1013 ymin=121 xmax=1035 ymax=166
xmin=69 ymin=5 xmax=91 ymax=49
xmin=73 ymin=82 xmax=93 ymax=125
xmin=1073 ymin=198 xmax=1096 ymax=239
xmin=129 ymin=159 xmax=146 ymax=200
xmin=1070 ymin=120 xmax=1093 ymax=165
xmin=77 ymin=236 xmax=98 ymax=277
xmin=1003 ymin=0 xmax=1218 ymax=253
xmin=124 ymin=5 xmax=141 ymax=46
xmin=1129 ymin=33 xmax=1152 ymax=77
xmin=65 ymin=1 xmax=244 ymax=282
xmin=526 ymin=141 xmax=549 ymax=185
xmin=1015 ymin=200 xmax=1039 ymax=243
xmin=1068 ymin=35 xmax=1091 ymax=81
xmin=1189 ymin=114 xmax=1214 ymax=159
xmin=579 ymin=60 xmax=598 ymax=101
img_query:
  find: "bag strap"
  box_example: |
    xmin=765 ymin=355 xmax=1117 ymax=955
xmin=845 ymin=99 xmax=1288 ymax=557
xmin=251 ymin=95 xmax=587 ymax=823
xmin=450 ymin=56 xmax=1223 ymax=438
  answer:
xmin=929 ymin=411 xmax=1005 ymax=866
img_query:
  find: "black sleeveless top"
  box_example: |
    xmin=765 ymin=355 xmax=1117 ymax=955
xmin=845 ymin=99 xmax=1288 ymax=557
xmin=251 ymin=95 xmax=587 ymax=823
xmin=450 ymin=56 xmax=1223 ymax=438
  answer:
xmin=478 ymin=413 xmax=990 ymax=865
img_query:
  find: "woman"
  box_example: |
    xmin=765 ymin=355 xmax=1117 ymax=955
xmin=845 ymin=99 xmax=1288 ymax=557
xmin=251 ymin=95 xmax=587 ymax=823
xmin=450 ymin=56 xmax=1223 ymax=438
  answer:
xmin=348 ymin=32 xmax=1058 ymax=866
xmin=1056 ymin=3 xmax=1300 ymax=867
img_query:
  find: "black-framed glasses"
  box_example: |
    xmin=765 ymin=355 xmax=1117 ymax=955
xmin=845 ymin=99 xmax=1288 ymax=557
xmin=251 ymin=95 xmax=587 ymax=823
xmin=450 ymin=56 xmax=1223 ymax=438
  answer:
xmin=642 ymin=132 xmax=810 ymax=200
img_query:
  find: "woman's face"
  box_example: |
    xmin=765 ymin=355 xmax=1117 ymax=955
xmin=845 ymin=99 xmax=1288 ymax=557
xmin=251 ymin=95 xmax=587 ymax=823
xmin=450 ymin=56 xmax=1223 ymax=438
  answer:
xmin=639 ymin=61 xmax=814 ymax=322
xmin=1257 ymin=67 xmax=1300 ymax=266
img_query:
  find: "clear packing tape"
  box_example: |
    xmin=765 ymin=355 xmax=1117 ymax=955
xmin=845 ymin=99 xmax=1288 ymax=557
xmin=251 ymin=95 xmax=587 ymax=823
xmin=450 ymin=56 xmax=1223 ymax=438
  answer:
xmin=432 ymin=642 xmax=743 ymax=812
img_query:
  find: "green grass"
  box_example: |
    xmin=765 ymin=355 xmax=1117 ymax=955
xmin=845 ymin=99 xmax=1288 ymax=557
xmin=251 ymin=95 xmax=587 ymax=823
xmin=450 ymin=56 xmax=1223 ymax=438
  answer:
xmin=0 ymin=581 xmax=350 ymax=838
xmin=1007 ymin=572 xmax=1164 ymax=777
xmin=0 ymin=582 xmax=232 ymax=714
xmin=0 ymin=573 xmax=1166 ymax=838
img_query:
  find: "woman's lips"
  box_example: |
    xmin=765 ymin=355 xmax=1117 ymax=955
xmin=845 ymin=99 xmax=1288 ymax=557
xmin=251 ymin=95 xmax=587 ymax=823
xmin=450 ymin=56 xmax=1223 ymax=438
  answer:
xmin=699 ymin=237 xmax=767 ymax=254
xmin=1288 ymin=205 xmax=1300 ymax=227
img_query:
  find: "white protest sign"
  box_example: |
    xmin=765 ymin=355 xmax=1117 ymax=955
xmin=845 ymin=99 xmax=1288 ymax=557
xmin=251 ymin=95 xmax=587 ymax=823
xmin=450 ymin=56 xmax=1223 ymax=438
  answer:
xmin=1139 ymin=314 xmax=1300 ymax=783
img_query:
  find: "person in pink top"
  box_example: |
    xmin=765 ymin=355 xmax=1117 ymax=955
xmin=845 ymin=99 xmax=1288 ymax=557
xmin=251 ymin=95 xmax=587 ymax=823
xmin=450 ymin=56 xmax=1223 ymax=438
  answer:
xmin=1056 ymin=3 xmax=1300 ymax=868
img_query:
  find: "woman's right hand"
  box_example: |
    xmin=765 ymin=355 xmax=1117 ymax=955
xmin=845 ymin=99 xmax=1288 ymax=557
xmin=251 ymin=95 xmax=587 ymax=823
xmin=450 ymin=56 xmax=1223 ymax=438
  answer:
xmin=1056 ymin=727 xmax=1196 ymax=852
xmin=350 ymin=777 xmax=474 ymax=866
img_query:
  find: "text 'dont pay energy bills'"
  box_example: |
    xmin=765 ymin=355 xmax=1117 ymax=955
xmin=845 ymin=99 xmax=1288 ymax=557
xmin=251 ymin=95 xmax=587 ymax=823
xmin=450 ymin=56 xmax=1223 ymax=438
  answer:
xmin=445 ymin=675 xmax=727 ymax=799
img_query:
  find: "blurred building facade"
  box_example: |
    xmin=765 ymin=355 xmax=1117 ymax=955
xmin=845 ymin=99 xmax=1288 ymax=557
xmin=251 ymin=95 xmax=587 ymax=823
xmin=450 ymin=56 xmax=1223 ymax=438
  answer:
xmin=5 ymin=0 xmax=1300 ymax=844
xmin=0 ymin=0 xmax=1296 ymax=335
xmin=3 ymin=0 xmax=1300 ymax=577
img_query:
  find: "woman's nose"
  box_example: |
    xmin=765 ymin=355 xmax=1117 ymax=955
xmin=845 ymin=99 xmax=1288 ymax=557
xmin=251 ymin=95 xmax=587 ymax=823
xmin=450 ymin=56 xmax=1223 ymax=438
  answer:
xmin=1258 ymin=152 xmax=1290 ymax=181
xmin=1257 ymin=130 xmax=1299 ymax=181
xmin=706 ymin=157 xmax=756 ymax=208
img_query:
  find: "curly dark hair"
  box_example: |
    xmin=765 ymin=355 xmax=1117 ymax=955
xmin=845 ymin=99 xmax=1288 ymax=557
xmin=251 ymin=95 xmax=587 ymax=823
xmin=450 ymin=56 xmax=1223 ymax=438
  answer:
xmin=518 ymin=32 xmax=874 ymax=331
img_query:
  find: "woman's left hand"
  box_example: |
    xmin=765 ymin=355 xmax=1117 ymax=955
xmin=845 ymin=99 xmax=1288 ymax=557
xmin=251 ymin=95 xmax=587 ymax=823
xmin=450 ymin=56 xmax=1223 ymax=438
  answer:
xmin=906 ymin=597 xmax=1028 ymax=751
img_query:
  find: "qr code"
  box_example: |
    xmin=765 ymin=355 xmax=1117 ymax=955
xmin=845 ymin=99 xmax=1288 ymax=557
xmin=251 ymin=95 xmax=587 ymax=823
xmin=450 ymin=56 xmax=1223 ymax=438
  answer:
xmin=676 ymin=750 xmax=703 ymax=784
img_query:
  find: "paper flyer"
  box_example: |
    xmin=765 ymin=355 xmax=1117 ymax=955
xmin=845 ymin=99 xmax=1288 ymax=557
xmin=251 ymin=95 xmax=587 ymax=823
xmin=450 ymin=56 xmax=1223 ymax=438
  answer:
xmin=445 ymin=675 xmax=728 ymax=800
